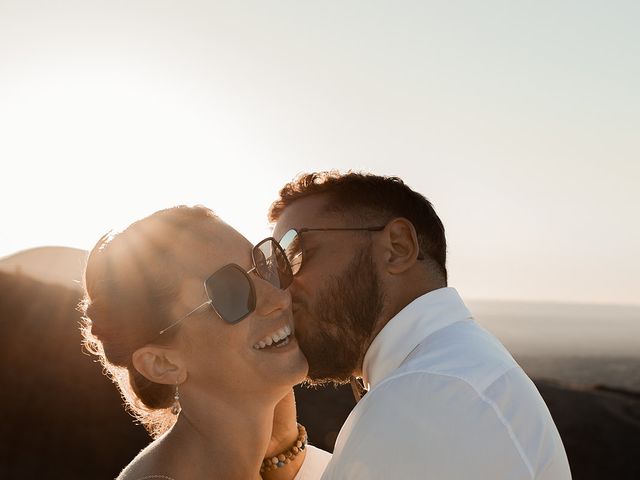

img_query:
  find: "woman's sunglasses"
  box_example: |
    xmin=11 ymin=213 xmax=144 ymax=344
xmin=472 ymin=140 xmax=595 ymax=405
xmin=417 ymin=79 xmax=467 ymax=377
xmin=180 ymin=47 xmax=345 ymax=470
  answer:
xmin=158 ymin=237 xmax=293 ymax=335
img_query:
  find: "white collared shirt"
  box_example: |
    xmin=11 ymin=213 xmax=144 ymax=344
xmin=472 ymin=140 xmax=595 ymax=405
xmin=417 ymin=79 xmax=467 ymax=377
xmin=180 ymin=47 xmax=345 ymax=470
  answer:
xmin=318 ymin=287 xmax=571 ymax=480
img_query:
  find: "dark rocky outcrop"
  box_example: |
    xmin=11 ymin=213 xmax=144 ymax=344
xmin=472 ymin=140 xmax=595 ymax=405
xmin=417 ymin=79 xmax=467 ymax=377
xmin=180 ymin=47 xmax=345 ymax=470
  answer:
xmin=0 ymin=271 xmax=148 ymax=479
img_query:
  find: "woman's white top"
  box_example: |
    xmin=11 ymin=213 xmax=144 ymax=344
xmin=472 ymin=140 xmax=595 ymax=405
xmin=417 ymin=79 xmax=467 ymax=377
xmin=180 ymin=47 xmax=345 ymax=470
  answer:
xmin=294 ymin=445 xmax=331 ymax=480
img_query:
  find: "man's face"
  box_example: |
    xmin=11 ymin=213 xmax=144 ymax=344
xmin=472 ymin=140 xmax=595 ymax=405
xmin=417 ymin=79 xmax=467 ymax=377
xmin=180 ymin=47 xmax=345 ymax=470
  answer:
xmin=272 ymin=194 xmax=385 ymax=384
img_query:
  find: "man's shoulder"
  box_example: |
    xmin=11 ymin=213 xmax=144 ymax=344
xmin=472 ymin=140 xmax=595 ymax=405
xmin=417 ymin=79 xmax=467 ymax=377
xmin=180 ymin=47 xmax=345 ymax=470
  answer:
xmin=327 ymin=370 xmax=539 ymax=480
xmin=325 ymin=322 xmax=570 ymax=480
xmin=328 ymin=365 xmax=569 ymax=479
xmin=385 ymin=318 xmax=520 ymax=393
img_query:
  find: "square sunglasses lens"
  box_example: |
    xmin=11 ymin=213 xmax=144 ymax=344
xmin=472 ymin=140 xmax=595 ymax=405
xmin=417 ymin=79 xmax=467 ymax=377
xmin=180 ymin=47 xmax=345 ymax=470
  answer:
xmin=254 ymin=239 xmax=293 ymax=289
xmin=205 ymin=265 xmax=254 ymax=324
xmin=278 ymin=229 xmax=302 ymax=275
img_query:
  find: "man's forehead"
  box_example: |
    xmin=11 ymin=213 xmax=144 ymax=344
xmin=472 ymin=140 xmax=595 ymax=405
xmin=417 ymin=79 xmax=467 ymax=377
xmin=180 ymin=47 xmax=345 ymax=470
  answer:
xmin=273 ymin=194 xmax=335 ymax=233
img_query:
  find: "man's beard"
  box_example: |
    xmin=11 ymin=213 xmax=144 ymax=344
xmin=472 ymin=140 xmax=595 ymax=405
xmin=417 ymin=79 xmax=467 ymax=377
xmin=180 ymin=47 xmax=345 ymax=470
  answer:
xmin=296 ymin=246 xmax=385 ymax=385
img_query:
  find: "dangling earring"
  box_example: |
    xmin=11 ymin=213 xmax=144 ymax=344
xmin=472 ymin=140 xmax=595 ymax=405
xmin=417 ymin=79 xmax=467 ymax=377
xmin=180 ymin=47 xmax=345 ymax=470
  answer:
xmin=171 ymin=383 xmax=181 ymax=415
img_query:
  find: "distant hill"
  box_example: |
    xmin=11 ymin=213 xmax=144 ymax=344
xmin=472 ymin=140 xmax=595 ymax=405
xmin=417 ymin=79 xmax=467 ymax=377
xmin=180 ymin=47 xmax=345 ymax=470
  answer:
xmin=0 ymin=270 xmax=148 ymax=479
xmin=469 ymin=300 xmax=640 ymax=391
xmin=0 ymin=246 xmax=87 ymax=291
xmin=469 ymin=299 xmax=640 ymax=357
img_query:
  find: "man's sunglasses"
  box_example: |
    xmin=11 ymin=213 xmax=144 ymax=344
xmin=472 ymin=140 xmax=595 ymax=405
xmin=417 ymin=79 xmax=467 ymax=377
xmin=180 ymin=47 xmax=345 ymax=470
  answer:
xmin=158 ymin=237 xmax=293 ymax=335
xmin=276 ymin=226 xmax=383 ymax=276
xmin=278 ymin=225 xmax=426 ymax=276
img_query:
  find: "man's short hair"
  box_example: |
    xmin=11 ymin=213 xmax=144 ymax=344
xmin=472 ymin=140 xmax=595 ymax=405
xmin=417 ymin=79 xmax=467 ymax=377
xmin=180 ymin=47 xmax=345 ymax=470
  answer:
xmin=269 ymin=171 xmax=447 ymax=283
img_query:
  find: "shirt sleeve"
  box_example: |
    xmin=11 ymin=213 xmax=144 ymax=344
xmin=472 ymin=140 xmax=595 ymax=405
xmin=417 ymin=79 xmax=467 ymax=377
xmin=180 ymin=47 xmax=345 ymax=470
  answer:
xmin=293 ymin=445 xmax=332 ymax=480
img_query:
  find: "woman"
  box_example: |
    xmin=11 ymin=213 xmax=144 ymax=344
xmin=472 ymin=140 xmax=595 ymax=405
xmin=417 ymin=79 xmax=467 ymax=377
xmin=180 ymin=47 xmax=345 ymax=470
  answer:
xmin=81 ymin=205 xmax=330 ymax=479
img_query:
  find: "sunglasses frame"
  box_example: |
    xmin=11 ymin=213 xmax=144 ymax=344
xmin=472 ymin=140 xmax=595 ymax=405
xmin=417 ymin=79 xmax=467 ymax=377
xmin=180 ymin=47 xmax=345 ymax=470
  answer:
xmin=279 ymin=224 xmax=425 ymax=276
xmin=158 ymin=237 xmax=292 ymax=336
xmin=279 ymin=226 xmax=384 ymax=276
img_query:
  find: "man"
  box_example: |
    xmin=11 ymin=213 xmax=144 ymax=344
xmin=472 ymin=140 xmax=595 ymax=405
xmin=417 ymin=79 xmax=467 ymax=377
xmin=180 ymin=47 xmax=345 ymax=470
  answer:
xmin=270 ymin=171 xmax=571 ymax=479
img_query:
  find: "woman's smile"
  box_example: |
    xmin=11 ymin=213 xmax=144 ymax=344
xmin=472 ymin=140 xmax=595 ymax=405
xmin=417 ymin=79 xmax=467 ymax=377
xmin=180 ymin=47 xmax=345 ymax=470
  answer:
xmin=252 ymin=323 xmax=294 ymax=350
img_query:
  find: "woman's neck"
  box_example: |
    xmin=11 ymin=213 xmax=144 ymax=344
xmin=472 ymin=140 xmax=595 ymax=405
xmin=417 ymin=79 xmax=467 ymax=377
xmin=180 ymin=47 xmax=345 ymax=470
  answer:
xmin=166 ymin=389 xmax=283 ymax=479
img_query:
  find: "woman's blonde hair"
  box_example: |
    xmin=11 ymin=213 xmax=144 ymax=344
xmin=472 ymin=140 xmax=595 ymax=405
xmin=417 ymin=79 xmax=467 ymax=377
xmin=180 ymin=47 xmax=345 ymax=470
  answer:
xmin=80 ymin=205 xmax=218 ymax=437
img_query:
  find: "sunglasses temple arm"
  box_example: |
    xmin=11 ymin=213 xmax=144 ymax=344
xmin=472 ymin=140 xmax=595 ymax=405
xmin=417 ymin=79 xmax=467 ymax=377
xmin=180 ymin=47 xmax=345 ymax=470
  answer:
xmin=159 ymin=300 xmax=212 ymax=335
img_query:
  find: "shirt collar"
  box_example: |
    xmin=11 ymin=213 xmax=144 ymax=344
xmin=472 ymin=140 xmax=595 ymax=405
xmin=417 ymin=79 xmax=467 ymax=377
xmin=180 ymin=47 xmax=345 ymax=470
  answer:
xmin=362 ymin=287 xmax=473 ymax=389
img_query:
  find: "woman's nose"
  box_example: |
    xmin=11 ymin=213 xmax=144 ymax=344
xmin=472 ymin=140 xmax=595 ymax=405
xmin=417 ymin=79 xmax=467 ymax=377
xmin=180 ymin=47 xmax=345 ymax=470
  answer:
xmin=254 ymin=276 xmax=292 ymax=317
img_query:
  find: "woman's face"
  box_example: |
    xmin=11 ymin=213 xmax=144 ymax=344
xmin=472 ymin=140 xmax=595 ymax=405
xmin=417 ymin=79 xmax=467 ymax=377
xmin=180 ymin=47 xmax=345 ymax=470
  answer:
xmin=170 ymin=218 xmax=308 ymax=397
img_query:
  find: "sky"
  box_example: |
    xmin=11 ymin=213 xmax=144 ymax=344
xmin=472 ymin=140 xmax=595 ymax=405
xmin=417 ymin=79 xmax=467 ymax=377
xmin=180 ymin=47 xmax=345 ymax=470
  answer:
xmin=1 ymin=0 xmax=638 ymax=306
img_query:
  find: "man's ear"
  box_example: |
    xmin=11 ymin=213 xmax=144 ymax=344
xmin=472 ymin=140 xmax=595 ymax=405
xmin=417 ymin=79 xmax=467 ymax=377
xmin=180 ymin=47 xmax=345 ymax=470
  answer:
xmin=132 ymin=345 xmax=186 ymax=385
xmin=380 ymin=218 xmax=421 ymax=274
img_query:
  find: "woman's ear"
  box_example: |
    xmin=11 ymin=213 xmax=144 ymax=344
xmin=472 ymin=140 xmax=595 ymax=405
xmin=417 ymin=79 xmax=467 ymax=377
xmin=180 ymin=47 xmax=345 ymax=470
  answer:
xmin=132 ymin=346 xmax=186 ymax=385
xmin=381 ymin=218 xmax=421 ymax=274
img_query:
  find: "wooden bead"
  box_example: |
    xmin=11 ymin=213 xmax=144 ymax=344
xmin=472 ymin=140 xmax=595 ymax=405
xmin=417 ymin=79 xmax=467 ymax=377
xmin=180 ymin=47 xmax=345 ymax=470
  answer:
xmin=259 ymin=423 xmax=308 ymax=473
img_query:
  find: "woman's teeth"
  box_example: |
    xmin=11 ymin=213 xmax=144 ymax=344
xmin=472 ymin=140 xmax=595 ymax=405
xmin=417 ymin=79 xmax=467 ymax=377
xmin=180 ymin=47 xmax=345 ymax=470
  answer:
xmin=253 ymin=325 xmax=292 ymax=350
